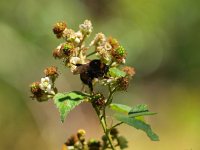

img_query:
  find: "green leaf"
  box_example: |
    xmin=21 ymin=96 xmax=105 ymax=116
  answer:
xmin=129 ymin=104 xmax=148 ymax=113
xmin=117 ymin=136 xmax=128 ymax=149
xmin=109 ymin=67 xmax=126 ymax=77
xmin=54 ymin=91 xmax=87 ymax=122
xmin=115 ymin=114 xmax=159 ymax=141
xmin=110 ymin=103 xmax=132 ymax=114
xmin=128 ymin=104 xmax=157 ymax=117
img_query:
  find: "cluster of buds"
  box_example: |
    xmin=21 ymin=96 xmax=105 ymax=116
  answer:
xmin=30 ymin=66 xmax=58 ymax=101
xmin=99 ymin=65 xmax=135 ymax=92
xmin=63 ymin=129 xmax=101 ymax=150
xmin=52 ymin=20 xmax=93 ymax=73
xmin=102 ymin=128 xmax=128 ymax=149
xmin=51 ymin=20 xmax=135 ymax=93
xmin=62 ymin=129 xmax=127 ymax=150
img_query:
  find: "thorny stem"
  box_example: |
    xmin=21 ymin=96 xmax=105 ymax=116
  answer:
xmin=92 ymin=104 xmax=116 ymax=150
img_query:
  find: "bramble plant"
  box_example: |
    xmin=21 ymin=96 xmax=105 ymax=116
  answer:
xmin=30 ymin=20 xmax=159 ymax=150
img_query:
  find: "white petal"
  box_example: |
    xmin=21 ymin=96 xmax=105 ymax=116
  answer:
xmin=70 ymin=57 xmax=81 ymax=64
xmin=44 ymin=77 xmax=50 ymax=82
xmin=75 ymin=38 xmax=80 ymax=43
xmin=39 ymin=83 xmax=45 ymax=90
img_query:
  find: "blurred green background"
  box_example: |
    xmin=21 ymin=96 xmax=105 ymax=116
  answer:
xmin=0 ymin=0 xmax=200 ymax=149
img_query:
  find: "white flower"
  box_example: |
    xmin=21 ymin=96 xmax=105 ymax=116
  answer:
xmin=90 ymin=33 xmax=106 ymax=46
xmin=79 ymin=20 xmax=93 ymax=35
xmin=39 ymin=77 xmax=55 ymax=94
xmin=96 ymin=44 xmax=112 ymax=63
xmin=70 ymin=57 xmax=82 ymax=65
xmin=104 ymin=42 xmax=112 ymax=51
xmin=74 ymin=38 xmax=81 ymax=43
xmin=63 ymin=28 xmax=76 ymax=41
xmin=74 ymin=31 xmax=83 ymax=44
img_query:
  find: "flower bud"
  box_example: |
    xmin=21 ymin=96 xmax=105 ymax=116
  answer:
xmin=110 ymin=128 xmax=119 ymax=138
xmin=65 ymin=135 xmax=78 ymax=146
xmin=77 ymin=129 xmax=86 ymax=143
xmin=87 ymin=139 xmax=101 ymax=150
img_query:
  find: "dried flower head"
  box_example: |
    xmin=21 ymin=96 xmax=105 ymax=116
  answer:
xmin=117 ymin=77 xmax=129 ymax=91
xmin=44 ymin=66 xmax=58 ymax=77
xmin=53 ymin=44 xmax=64 ymax=59
xmin=53 ymin=22 xmax=67 ymax=38
xmin=30 ymin=81 xmax=43 ymax=98
xmin=122 ymin=66 xmax=135 ymax=77
xmin=108 ymin=37 xmax=119 ymax=49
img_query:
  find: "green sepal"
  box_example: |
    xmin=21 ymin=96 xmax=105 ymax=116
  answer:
xmin=114 ymin=114 xmax=159 ymax=141
xmin=53 ymin=91 xmax=88 ymax=123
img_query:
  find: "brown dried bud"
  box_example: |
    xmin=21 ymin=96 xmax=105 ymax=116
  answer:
xmin=44 ymin=66 xmax=58 ymax=77
xmin=53 ymin=22 xmax=67 ymax=38
xmin=110 ymin=128 xmax=119 ymax=137
xmin=92 ymin=93 xmax=106 ymax=108
xmin=107 ymin=37 xmax=119 ymax=49
xmin=53 ymin=48 xmax=63 ymax=59
xmin=30 ymin=81 xmax=43 ymax=98
xmin=117 ymin=77 xmax=129 ymax=91
xmin=65 ymin=135 xmax=78 ymax=146
xmin=122 ymin=66 xmax=135 ymax=77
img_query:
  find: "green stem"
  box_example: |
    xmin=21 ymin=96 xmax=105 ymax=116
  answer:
xmin=106 ymin=85 xmax=117 ymax=106
xmin=93 ymin=104 xmax=116 ymax=150
xmin=110 ymin=122 xmax=123 ymax=130
xmin=86 ymin=51 xmax=97 ymax=57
